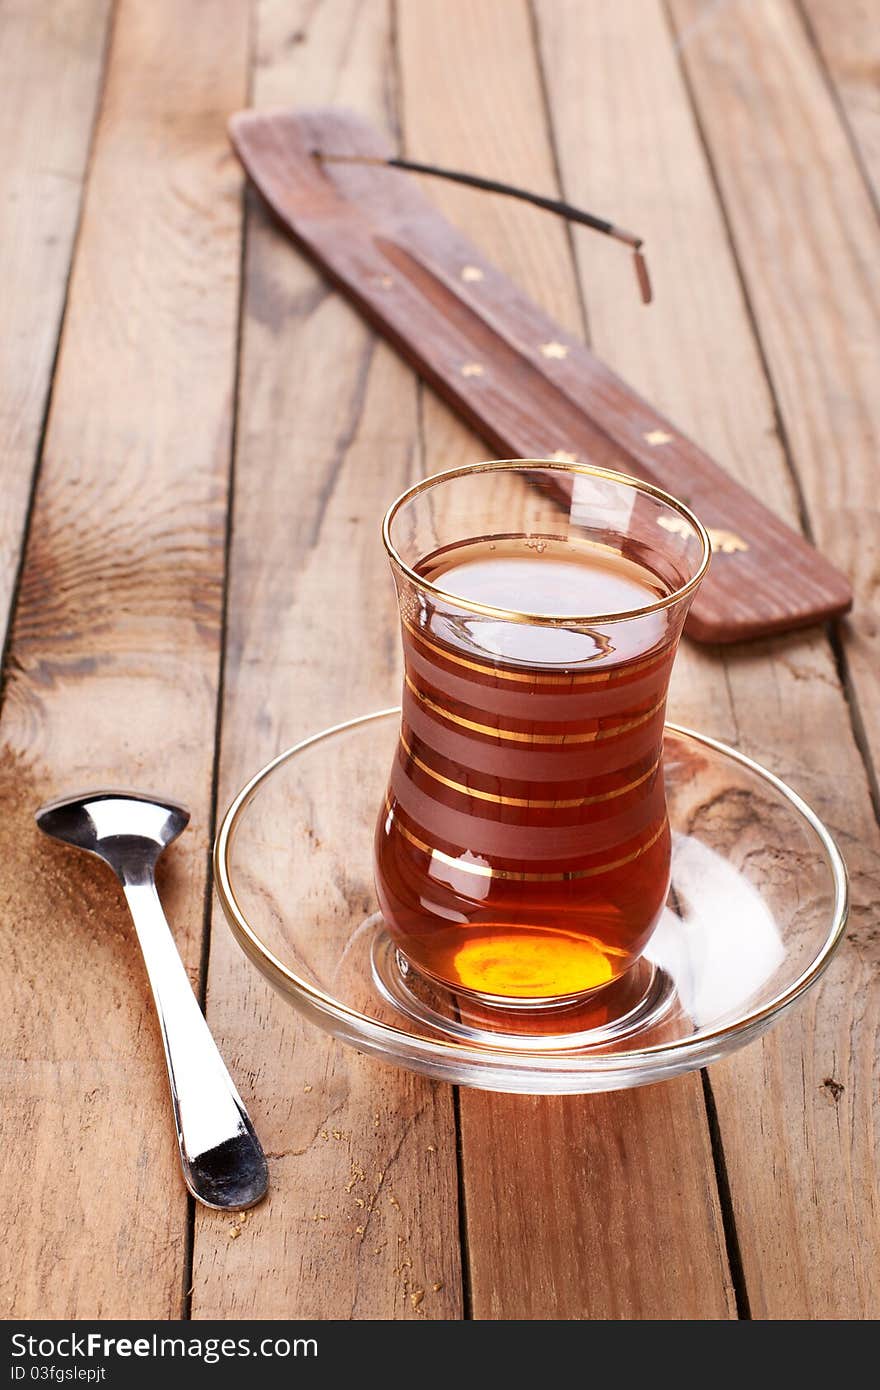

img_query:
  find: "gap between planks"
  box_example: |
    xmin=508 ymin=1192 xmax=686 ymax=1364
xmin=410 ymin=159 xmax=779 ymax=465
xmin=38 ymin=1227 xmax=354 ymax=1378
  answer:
xmin=182 ymin=3 xmax=258 ymax=1321
xmin=0 ymin=0 xmax=116 ymax=698
xmin=188 ymin=0 xmax=463 ymax=1321
xmin=795 ymin=0 xmax=880 ymax=218
xmin=660 ymin=0 xmax=880 ymax=825
xmin=397 ymin=0 xmax=735 ymax=1319
xmin=1 ymin=0 xmax=251 ymax=1317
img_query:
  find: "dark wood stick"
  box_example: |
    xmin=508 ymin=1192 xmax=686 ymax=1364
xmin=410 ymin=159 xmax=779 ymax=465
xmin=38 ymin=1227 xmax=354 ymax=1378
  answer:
xmin=315 ymin=151 xmax=653 ymax=303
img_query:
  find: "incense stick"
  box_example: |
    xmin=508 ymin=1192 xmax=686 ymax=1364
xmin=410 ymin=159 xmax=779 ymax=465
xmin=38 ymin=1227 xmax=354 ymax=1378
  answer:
xmin=314 ymin=151 xmax=653 ymax=304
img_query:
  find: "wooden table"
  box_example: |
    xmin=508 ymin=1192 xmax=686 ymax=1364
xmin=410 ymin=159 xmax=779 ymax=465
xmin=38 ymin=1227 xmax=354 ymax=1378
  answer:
xmin=3 ymin=0 xmax=878 ymax=1321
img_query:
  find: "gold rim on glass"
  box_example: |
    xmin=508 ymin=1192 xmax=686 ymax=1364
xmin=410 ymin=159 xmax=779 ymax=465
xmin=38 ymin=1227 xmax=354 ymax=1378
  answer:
xmin=213 ymin=710 xmax=848 ymax=1076
xmin=381 ymin=459 xmax=713 ymax=628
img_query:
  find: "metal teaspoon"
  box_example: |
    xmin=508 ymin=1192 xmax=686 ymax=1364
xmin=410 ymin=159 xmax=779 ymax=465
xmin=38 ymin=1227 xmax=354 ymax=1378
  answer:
xmin=36 ymin=789 xmax=269 ymax=1210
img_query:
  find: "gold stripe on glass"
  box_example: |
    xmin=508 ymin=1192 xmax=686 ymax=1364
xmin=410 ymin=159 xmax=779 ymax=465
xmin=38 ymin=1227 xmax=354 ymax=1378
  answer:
xmin=386 ymin=797 xmax=667 ymax=881
xmin=400 ymin=732 xmax=660 ymax=808
xmin=404 ymin=673 xmax=665 ymax=744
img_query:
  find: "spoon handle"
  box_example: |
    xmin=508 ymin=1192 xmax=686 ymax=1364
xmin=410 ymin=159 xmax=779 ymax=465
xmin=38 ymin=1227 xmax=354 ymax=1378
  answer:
xmin=121 ymin=874 xmax=268 ymax=1210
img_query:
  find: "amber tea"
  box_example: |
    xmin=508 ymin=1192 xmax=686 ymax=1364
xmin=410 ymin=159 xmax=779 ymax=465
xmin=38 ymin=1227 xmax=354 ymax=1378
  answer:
xmin=374 ymin=463 xmax=709 ymax=1007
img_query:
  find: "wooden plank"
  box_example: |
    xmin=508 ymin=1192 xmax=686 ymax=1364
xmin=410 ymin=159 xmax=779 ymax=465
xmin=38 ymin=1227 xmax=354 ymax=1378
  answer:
xmin=0 ymin=0 xmax=111 ymax=653
xmin=538 ymin=0 xmax=880 ymax=1317
xmin=0 ymin=0 xmax=248 ymax=1318
xmin=668 ymin=0 xmax=880 ymax=796
xmin=397 ymin=0 xmax=735 ymax=1320
xmin=800 ymin=0 xmax=880 ymax=202
xmin=190 ymin=0 xmax=462 ymax=1320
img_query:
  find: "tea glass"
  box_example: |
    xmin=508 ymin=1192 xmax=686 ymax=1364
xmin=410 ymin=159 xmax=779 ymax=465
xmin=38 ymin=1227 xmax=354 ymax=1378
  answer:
xmin=373 ymin=461 xmax=710 ymax=1010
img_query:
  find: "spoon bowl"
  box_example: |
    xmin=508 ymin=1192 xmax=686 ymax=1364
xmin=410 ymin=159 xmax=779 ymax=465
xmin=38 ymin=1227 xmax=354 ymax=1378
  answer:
xmin=36 ymin=790 xmax=189 ymax=874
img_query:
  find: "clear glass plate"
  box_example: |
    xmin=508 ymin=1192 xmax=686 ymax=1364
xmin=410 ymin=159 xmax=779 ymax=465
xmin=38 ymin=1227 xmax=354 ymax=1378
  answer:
xmin=214 ymin=709 xmax=847 ymax=1094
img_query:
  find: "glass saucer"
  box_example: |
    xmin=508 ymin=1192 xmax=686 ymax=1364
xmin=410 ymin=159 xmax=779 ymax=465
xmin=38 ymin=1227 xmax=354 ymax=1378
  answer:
xmin=213 ymin=709 xmax=847 ymax=1094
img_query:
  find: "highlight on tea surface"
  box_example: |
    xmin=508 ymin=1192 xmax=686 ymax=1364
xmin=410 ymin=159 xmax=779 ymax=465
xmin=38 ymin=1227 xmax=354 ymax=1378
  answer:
xmin=373 ymin=461 xmax=710 ymax=1007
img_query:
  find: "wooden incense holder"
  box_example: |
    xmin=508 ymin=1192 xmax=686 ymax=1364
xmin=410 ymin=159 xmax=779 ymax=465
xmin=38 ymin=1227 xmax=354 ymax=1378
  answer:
xmin=229 ymin=106 xmax=852 ymax=643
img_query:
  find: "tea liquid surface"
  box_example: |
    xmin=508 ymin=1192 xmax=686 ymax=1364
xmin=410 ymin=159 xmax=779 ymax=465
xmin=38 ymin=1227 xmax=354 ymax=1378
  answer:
xmin=427 ymin=538 xmax=663 ymax=615
xmin=373 ymin=536 xmax=675 ymax=1003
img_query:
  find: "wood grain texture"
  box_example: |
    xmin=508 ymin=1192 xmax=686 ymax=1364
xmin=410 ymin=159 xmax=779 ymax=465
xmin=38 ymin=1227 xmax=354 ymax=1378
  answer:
xmin=0 ymin=0 xmax=110 ymax=653
xmin=230 ymin=105 xmax=853 ymax=644
xmin=668 ymin=0 xmax=880 ymax=806
xmin=457 ymin=1085 xmax=729 ymax=1320
xmin=0 ymin=0 xmax=247 ymax=1318
xmin=397 ymin=0 xmax=734 ymax=1321
xmin=4 ymin=0 xmax=876 ymax=1324
xmin=800 ymin=0 xmax=880 ymax=202
xmin=190 ymin=0 xmax=462 ymax=1320
xmin=537 ymin=0 xmax=880 ymax=1317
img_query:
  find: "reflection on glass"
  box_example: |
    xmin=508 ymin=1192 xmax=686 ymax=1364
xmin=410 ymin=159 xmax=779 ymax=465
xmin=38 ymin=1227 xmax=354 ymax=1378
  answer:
xmin=647 ymin=834 xmax=786 ymax=1026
